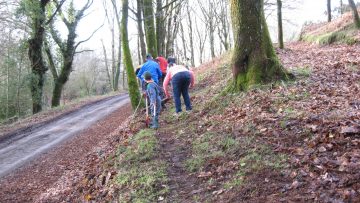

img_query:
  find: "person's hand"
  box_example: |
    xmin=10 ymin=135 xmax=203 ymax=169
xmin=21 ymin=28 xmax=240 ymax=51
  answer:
xmin=142 ymin=91 xmax=147 ymax=97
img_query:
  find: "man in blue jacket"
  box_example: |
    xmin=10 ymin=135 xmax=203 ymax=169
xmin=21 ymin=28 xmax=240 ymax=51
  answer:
xmin=137 ymin=54 xmax=162 ymax=85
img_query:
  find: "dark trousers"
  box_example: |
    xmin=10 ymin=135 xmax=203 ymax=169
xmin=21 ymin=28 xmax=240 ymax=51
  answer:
xmin=171 ymin=72 xmax=192 ymax=113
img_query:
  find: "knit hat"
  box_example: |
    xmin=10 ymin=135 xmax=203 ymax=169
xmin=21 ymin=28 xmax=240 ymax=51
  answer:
xmin=167 ymin=57 xmax=176 ymax=65
xmin=144 ymin=71 xmax=152 ymax=81
xmin=146 ymin=53 xmax=152 ymax=59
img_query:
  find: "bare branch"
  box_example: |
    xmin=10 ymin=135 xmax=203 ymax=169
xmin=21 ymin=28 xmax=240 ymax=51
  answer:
xmin=74 ymin=22 xmax=104 ymax=52
xmin=75 ymin=49 xmax=94 ymax=54
xmin=45 ymin=0 xmax=66 ymax=25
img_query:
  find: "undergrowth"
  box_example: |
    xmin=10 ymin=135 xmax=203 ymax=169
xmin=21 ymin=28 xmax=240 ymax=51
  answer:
xmin=301 ymin=25 xmax=358 ymax=45
xmin=115 ymin=129 xmax=168 ymax=202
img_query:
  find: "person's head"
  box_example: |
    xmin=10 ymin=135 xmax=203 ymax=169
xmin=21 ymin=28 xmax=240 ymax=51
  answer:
xmin=143 ymin=71 xmax=152 ymax=82
xmin=146 ymin=53 xmax=153 ymax=60
xmin=167 ymin=57 xmax=176 ymax=67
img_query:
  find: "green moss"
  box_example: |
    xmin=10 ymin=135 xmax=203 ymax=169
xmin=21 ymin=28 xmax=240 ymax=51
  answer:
xmin=122 ymin=0 xmax=142 ymax=109
xmin=302 ymin=26 xmax=358 ymax=45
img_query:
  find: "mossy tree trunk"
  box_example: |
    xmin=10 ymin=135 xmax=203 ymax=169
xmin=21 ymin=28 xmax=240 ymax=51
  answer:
xmin=348 ymin=0 xmax=360 ymax=29
xmin=277 ymin=0 xmax=284 ymax=49
xmin=122 ymin=0 xmax=142 ymax=109
xmin=230 ymin=0 xmax=290 ymax=91
xmin=327 ymin=0 xmax=332 ymax=22
xmin=143 ymin=0 xmax=158 ymax=57
xmin=27 ymin=0 xmax=50 ymax=114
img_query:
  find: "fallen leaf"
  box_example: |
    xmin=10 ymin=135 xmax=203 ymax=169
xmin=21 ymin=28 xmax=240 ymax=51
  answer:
xmin=340 ymin=126 xmax=360 ymax=134
xmin=84 ymin=194 xmax=92 ymax=201
xmin=319 ymin=146 xmax=327 ymax=152
xmin=212 ymin=189 xmax=224 ymax=195
xmin=198 ymin=171 xmax=212 ymax=178
xmin=260 ymin=128 xmax=267 ymax=133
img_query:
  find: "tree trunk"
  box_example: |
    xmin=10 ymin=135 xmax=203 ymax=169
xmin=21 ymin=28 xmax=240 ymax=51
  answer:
xmin=122 ymin=0 xmax=142 ymax=109
xmin=114 ymin=36 xmax=121 ymax=91
xmin=348 ymin=0 xmax=360 ymax=28
xmin=195 ymin=17 xmax=207 ymax=65
xmin=28 ymin=0 xmax=50 ymax=114
xmin=186 ymin=4 xmax=195 ymax=67
xmin=277 ymin=0 xmax=284 ymax=49
xmin=230 ymin=0 xmax=290 ymax=91
xmin=111 ymin=16 xmax=116 ymax=90
xmin=167 ymin=5 xmax=181 ymax=57
xmin=327 ymin=0 xmax=332 ymax=22
xmin=112 ymin=0 xmax=122 ymax=91
xmin=156 ymin=0 xmax=165 ymax=55
xmin=165 ymin=3 xmax=173 ymax=57
xmin=101 ymin=40 xmax=113 ymax=88
xmin=6 ymin=50 xmax=9 ymax=119
xmin=180 ymin=23 xmax=187 ymax=60
xmin=136 ymin=0 xmax=147 ymax=62
xmin=209 ymin=19 xmax=215 ymax=58
xmin=51 ymin=24 xmax=77 ymax=107
xmin=143 ymin=0 xmax=158 ymax=57
xmin=50 ymin=1 xmax=93 ymax=107
xmin=340 ymin=0 xmax=343 ymax=14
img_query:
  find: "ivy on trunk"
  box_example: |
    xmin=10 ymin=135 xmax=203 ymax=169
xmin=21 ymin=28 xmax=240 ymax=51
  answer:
xmin=26 ymin=0 xmax=50 ymax=114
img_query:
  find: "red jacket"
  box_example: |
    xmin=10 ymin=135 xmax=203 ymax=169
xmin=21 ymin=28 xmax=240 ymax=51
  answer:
xmin=156 ymin=56 xmax=168 ymax=74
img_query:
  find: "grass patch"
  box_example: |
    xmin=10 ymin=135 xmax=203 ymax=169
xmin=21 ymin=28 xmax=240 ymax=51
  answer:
xmin=223 ymin=171 xmax=245 ymax=189
xmin=222 ymin=144 xmax=288 ymax=190
xmin=291 ymin=66 xmax=312 ymax=78
xmin=185 ymin=132 xmax=240 ymax=172
xmin=115 ymin=129 xmax=168 ymax=202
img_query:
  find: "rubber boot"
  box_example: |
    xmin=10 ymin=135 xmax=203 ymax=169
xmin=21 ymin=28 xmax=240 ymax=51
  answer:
xmin=150 ymin=116 xmax=159 ymax=129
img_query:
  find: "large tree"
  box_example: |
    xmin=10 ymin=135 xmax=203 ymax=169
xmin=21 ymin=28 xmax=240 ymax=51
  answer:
xmin=143 ymin=0 xmax=157 ymax=57
xmin=122 ymin=0 xmax=141 ymax=109
xmin=230 ymin=0 xmax=291 ymax=91
xmin=348 ymin=0 xmax=360 ymax=28
xmin=23 ymin=0 xmax=64 ymax=113
xmin=26 ymin=0 xmax=50 ymax=113
xmin=47 ymin=0 xmax=95 ymax=107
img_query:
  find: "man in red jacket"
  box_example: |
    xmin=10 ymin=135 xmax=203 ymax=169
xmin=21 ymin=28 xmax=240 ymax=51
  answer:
xmin=156 ymin=55 xmax=168 ymax=85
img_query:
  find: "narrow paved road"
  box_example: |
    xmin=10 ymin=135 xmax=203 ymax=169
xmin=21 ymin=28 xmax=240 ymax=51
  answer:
xmin=0 ymin=94 xmax=129 ymax=178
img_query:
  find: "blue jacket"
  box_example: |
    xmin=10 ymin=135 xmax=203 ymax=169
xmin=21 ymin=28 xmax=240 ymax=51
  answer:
xmin=137 ymin=60 xmax=162 ymax=84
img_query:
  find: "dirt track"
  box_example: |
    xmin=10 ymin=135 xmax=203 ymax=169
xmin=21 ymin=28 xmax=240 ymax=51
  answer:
xmin=0 ymin=94 xmax=131 ymax=202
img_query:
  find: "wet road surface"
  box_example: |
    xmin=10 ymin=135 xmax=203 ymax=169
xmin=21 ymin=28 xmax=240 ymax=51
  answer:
xmin=0 ymin=94 xmax=129 ymax=178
